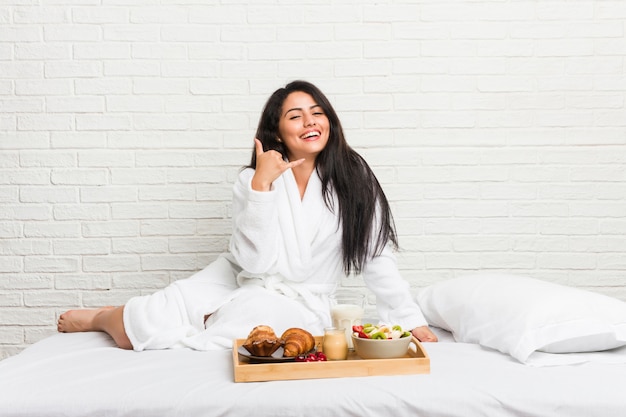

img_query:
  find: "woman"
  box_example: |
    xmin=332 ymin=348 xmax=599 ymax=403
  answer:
xmin=58 ymin=80 xmax=437 ymax=350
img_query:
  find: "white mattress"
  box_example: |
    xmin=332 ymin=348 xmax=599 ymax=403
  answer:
xmin=0 ymin=329 xmax=624 ymax=417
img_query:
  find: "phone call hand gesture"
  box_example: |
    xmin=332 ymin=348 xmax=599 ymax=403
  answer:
xmin=251 ymin=138 xmax=305 ymax=192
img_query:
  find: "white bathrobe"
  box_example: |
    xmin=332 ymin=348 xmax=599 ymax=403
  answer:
xmin=123 ymin=167 xmax=427 ymax=351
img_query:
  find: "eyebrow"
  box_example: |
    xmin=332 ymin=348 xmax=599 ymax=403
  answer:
xmin=284 ymin=104 xmax=322 ymax=117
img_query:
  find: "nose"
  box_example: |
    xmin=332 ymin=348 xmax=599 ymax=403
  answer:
xmin=303 ymin=114 xmax=316 ymax=127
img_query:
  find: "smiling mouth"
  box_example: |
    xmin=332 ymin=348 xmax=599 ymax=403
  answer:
xmin=301 ymin=131 xmax=320 ymax=140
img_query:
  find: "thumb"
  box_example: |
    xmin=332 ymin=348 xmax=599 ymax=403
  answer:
xmin=254 ymin=138 xmax=264 ymax=156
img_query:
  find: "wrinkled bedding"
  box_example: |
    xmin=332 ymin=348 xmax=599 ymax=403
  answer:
xmin=0 ymin=328 xmax=624 ymax=417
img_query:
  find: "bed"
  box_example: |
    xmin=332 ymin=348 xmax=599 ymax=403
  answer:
xmin=1 ymin=274 xmax=625 ymax=417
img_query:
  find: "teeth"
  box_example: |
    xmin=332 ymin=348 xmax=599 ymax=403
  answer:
xmin=302 ymin=132 xmax=319 ymax=139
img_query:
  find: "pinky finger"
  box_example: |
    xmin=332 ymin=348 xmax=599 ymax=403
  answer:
xmin=287 ymin=158 xmax=306 ymax=169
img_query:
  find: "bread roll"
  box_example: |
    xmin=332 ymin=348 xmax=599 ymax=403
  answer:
xmin=242 ymin=325 xmax=282 ymax=357
xmin=281 ymin=328 xmax=315 ymax=357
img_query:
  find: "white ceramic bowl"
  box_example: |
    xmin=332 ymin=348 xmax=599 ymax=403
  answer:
xmin=351 ymin=334 xmax=413 ymax=359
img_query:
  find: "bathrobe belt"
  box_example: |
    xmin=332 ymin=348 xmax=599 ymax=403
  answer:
xmin=236 ymin=271 xmax=334 ymax=325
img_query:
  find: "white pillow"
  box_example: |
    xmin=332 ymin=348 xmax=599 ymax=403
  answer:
xmin=417 ymin=274 xmax=626 ymax=366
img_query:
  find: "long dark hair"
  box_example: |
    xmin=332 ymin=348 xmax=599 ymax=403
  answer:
xmin=249 ymin=80 xmax=398 ymax=275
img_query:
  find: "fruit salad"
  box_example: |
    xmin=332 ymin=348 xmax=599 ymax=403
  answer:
xmin=352 ymin=324 xmax=411 ymax=340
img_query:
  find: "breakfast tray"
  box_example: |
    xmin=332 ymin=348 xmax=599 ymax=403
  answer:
xmin=232 ymin=336 xmax=430 ymax=382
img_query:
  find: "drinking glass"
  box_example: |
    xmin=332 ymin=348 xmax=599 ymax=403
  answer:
xmin=322 ymin=327 xmax=348 ymax=360
xmin=329 ymin=291 xmax=365 ymax=349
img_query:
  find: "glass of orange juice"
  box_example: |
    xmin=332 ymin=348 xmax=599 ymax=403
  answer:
xmin=322 ymin=327 xmax=348 ymax=360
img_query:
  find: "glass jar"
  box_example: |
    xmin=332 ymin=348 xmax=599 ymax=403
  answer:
xmin=322 ymin=327 xmax=348 ymax=360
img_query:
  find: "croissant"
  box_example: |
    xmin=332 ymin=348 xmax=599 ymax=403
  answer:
xmin=281 ymin=328 xmax=315 ymax=357
xmin=242 ymin=325 xmax=282 ymax=357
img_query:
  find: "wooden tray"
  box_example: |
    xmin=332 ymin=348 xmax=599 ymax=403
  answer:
xmin=232 ymin=336 xmax=430 ymax=382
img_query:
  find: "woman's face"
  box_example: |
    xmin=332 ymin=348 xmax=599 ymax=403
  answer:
xmin=278 ymin=91 xmax=330 ymax=162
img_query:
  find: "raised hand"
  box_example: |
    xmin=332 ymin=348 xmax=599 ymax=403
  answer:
xmin=251 ymin=138 xmax=305 ymax=192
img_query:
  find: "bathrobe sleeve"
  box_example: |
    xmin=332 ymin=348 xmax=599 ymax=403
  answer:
xmin=362 ymin=245 xmax=428 ymax=331
xmin=229 ymin=168 xmax=281 ymax=274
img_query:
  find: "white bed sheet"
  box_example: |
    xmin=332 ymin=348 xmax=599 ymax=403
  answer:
xmin=0 ymin=329 xmax=624 ymax=417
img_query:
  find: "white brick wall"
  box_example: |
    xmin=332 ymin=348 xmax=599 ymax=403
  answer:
xmin=1 ymin=0 xmax=626 ymax=359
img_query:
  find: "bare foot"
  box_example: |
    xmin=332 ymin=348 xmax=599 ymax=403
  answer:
xmin=58 ymin=306 xmax=115 ymax=333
